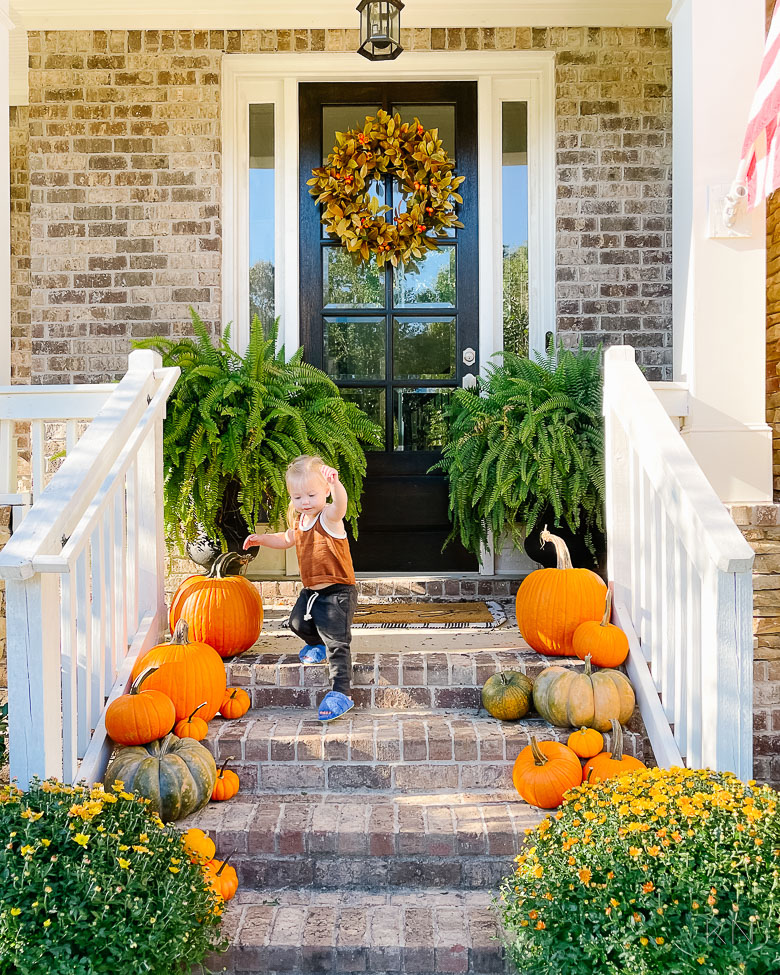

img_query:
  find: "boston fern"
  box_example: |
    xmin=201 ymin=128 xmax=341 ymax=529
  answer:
xmin=136 ymin=311 xmax=382 ymax=550
xmin=434 ymin=343 xmax=604 ymax=559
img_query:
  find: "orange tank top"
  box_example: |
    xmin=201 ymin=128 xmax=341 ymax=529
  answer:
xmin=294 ymin=511 xmax=356 ymax=589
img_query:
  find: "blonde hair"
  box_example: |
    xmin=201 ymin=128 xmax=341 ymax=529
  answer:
xmin=285 ymin=455 xmax=328 ymax=527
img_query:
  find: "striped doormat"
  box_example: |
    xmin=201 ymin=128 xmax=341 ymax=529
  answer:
xmin=352 ymin=600 xmax=506 ymax=629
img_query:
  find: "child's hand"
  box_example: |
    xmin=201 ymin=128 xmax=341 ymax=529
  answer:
xmin=243 ymin=534 xmax=262 ymax=550
xmin=320 ymin=464 xmax=339 ymax=484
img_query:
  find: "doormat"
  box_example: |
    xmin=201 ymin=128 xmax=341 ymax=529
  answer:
xmin=351 ymin=600 xmax=506 ymax=629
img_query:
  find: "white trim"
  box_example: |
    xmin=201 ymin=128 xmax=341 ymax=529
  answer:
xmin=11 ymin=1 xmax=672 ymax=30
xmin=222 ymin=51 xmax=556 ymax=364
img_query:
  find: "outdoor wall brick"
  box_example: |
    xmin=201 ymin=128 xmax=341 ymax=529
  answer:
xmin=8 ymin=25 xmax=672 ymax=385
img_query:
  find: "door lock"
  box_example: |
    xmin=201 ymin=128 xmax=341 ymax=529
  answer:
xmin=462 ymin=347 xmax=476 ymax=367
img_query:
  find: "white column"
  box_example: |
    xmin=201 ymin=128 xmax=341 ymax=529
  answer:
xmin=670 ymin=0 xmax=772 ymax=503
xmin=0 ymin=0 xmax=12 ymax=384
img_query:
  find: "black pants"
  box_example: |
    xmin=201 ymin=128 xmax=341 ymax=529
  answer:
xmin=288 ymin=584 xmax=358 ymax=696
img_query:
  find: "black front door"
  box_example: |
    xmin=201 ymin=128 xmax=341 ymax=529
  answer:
xmin=299 ymin=82 xmax=478 ymax=572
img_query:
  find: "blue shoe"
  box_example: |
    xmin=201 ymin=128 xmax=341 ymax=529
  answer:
xmin=299 ymin=643 xmax=327 ymax=665
xmin=318 ymin=690 xmax=354 ymax=722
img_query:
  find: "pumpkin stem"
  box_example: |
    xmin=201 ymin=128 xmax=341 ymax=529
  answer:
xmin=583 ymin=654 xmax=593 ymax=677
xmin=609 ymin=718 xmax=625 ymax=762
xmin=170 ymin=619 xmax=190 ymax=645
xmin=529 ymin=736 xmax=549 ymax=767
xmin=131 ymin=667 xmax=158 ymax=694
xmin=539 ymin=526 xmax=573 ymax=571
xmin=215 ymin=851 xmax=235 ymax=876
xmin=218 ymin=756 xmax=235 ymax=776
xmin=500 ymin=672 xmax=510 ymax=686
xmin=207 ymin=552 xmax=250 ymax=579
xmin=187 ymin=701 xmax=208 ymax=722
xmin=600 ymin=589 xmax=613 ymax=627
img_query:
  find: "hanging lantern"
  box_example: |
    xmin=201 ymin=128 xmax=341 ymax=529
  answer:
xmin=356 ymin=0 xmax=404 ymax=62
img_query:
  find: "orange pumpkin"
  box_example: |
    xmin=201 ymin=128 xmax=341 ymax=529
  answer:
xmin=174 ymin=702 xmax=209 ymax=741
xmin=516 ymin=528 xmax=607 ymax=657
xmin=104 ymin=668 xmax=176 ymax=746
xmin=183 ymin=827 xmax=216 ymax=864
xmin=582 ymin=719 xmax=647 ymax=784
xmin=130 ymin=619 xmax=226 ymax=722
xmin=572 ymin=589 xmax=629 ymax=668
xmin=512 ymin=737 xmax=582 ymax=809
xmin=169 ymin=552 xmax=263 ymax=658
xmin=204 ymin=856 xmax=239 ymax=901
xmin=566 ymin=726 xmax=604 ymax=760
xmin=219 ymin=687 xmax=251 ymax=720
xmin=211 ymin=757 xmax=240 ymax=801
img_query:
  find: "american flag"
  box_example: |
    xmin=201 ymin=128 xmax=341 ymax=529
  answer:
xmin=739 ymin=2 xmax=780 ymax=206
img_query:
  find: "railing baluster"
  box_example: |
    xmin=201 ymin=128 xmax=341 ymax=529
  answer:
xmin=65 ymin=419 xmax=78 ymax=454
xmin=115 ymin=486 xmax=128 ymax=669
xmin=686 ymin=560 xmax=703 ymax=768
xmin=90 ymin=526 xmax=106 ymax=734
xmin=31 ymin=420 xmax=44 ymax=503
xmin=60 ymin=570 xmax=78 ymax=782
xmin=673 ymin=534 xmax=688 ymax=758
xmin=75 ymin=549 xmax=91 ymax=761
xmin=661 ymin=511 xmax=676 ymax=720
xmin=126 ymin=460 xmax=139 ymax=634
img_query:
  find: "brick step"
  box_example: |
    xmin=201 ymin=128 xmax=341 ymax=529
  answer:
xmin=226 ymin=648 xmax=585 ymax=712
xmin=208 ymin=889 xmax=509 ymax=974
xmin=206 ymin=709 xmax=648 ymax=795
xmin=183 ymin=795 xmax=544 ymax=892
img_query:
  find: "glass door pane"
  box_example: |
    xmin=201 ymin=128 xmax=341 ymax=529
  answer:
xmin=249 ymin=104 xmax=275 ymax=339
xmin=502 ymin=101 xmax=530 ymax=356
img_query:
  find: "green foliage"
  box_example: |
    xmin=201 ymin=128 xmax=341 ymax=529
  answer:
xmin=499 ymin=767 xmax=780 ymax=975
xmin=0 ymin=779 xmax=224 ymax=974
xmin=503 ymin=245 xmax=530 ymax=357
xmin=433 ymin=342 xmax=604 ymax=559
xmin=135 ymin=310 xmax=382 ymax=551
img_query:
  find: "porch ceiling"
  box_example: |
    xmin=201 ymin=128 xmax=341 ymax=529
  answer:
xmin=9 ymin=0 xmax=671 ymax=30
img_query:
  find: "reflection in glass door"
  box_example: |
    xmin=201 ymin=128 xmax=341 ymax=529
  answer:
xmin=299 ymin=83 xmax=478 ymax=572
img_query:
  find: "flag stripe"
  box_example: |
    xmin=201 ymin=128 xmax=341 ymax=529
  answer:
xmin=740 ymin=5 xmax=780 ymax=207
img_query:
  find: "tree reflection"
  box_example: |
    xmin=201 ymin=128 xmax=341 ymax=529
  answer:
xmin=503 ymin=245 xmax=529 ymax=356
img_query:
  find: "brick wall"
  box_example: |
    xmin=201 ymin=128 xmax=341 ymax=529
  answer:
xmin=768 ymin=191 xmax=780 ymax=496
xmin=10 ymin=106 xmax=31 ymax=383
xmin=10 ymin=25 xmax=672 ymax=385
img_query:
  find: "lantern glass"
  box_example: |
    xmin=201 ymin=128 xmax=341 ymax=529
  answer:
xmin=357 ymin=0 xmax=404 ymax=61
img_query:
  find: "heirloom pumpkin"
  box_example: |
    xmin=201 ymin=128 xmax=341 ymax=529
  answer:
xmin=174 ymin=702 xmax=209 ymax=741
xmin=481 ymin=671 xmax=533 ymax=721
xmin=219 ymin=687 xmax=251 ymax=720
xmin=566 ymin=726 xmax=604 ymax=760
xmin=204 ymin=856 xmax=239 ymax=902
xmin=211 ymin=757 xmax=240 ymax=801
xmin=130 ymin=619 xmax=226 ymax=722
xmin=169 ymin=552 xmax=263 ymax=658
xmin=183 ymin=827 xmax=216 ymax=864
xmin=572 ymin=589 xmax=629 ymax=668
xmin=516 ymin=528 xmax=607 ymax=657
xmin=104 ymin=668 xmax=175 ymax=746
xmin=512 ymin=737 xmax=582 ymax=809
xmin=103 ymin=733 xmax=217 ymax=822
xmin=532 ymin=655 xmax=635 ymax=732
xmin=582 ymin=719 xmax=647 ymax=783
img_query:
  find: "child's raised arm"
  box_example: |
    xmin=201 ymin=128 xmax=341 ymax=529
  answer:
xmin=243 ymin=528 xmax=295 ymax=550
xmin=320 ymin=465 xmax=348 ymax=522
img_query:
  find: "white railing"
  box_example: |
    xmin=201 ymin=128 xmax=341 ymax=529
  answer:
xmin=0 ymin=350 xmax=179 ymax=788
xmin=604 ymin=346 xmax=755 ymax=780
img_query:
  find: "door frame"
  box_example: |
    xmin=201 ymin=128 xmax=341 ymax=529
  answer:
xmin=223 ymin=50 xmax=555 ymax=362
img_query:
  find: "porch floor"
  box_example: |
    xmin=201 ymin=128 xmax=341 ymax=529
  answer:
xmin=182 ymin=607 xmax=650 ymax=974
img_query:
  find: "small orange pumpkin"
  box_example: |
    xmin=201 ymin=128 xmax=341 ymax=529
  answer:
xmin=211 ymin=757 xmax=240 ymax=801
xmin=512 ymin=737 xmax=582 ymax=809
xmin=104 ymin=668 xmax=176 ymax=746
xmin=182 ymin=827 xmax=216 ymax=864
xmin=516 ymin=528 xmax=607 ymax=657
xmin=204 ymin=856 xmax=239 ymax=901
xmin=219 ymin=687 xmax=251 ymax=720
xmin=572 ymin=589 xmax=629 ymax=668
xmin=174 ymin=702 xmax=209 ymax=741
xmin=169 ymin=552 xmax=263 ymax=658
xmin=566 ymin=726 xmax=604 ymax=760
xmin=582 ymin=719 xmax=647 ymax=784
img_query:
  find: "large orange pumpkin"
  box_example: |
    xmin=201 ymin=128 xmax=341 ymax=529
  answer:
xmin=104 ymin=668 xmax=176 ymax=746
xmin=516 ymin=528 xmax=607 ymax=657
xmin=169 ymin=552 xmax=263 ymax=658
xmin=131 ymin=619 xmax=226 ymax=722
xmin=582 ymin=719 xmax=646 ymax=784
xmin=572 ymin=589 xmax=629 ymax=668
xmin=512 ymin=737 xmax=582 ymax=809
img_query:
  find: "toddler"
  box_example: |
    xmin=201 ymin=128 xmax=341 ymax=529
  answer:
xmin=243 ymin=455 xmax=358 ymax=721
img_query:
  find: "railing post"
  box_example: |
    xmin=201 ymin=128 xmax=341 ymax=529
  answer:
xmin=5 ymin=574 xmax=63 ymax=787
xmin=604 ymin=346 xmax=635 ymax=614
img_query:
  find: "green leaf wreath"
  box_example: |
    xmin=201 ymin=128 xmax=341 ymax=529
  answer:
xmin=135 ymin=311 xmax=382 ymax=551
xmin=433 ymin=342 xmax=605 ymax=559
xmin=307 ymin=109 xmax=464 ymax=268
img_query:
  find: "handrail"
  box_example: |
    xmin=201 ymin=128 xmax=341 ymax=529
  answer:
xmin=0 ymin=350 xmax=179 ymax=787
xmin=604 ymin=346 xmax=754 ymax=780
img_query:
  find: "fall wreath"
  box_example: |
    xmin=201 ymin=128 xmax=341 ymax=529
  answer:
xmin=307 ymin=109 xmax=465 ymax=268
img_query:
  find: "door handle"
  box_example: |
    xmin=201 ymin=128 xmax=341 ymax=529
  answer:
xmin=462 ymin=373 xmax=477 ymax=390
